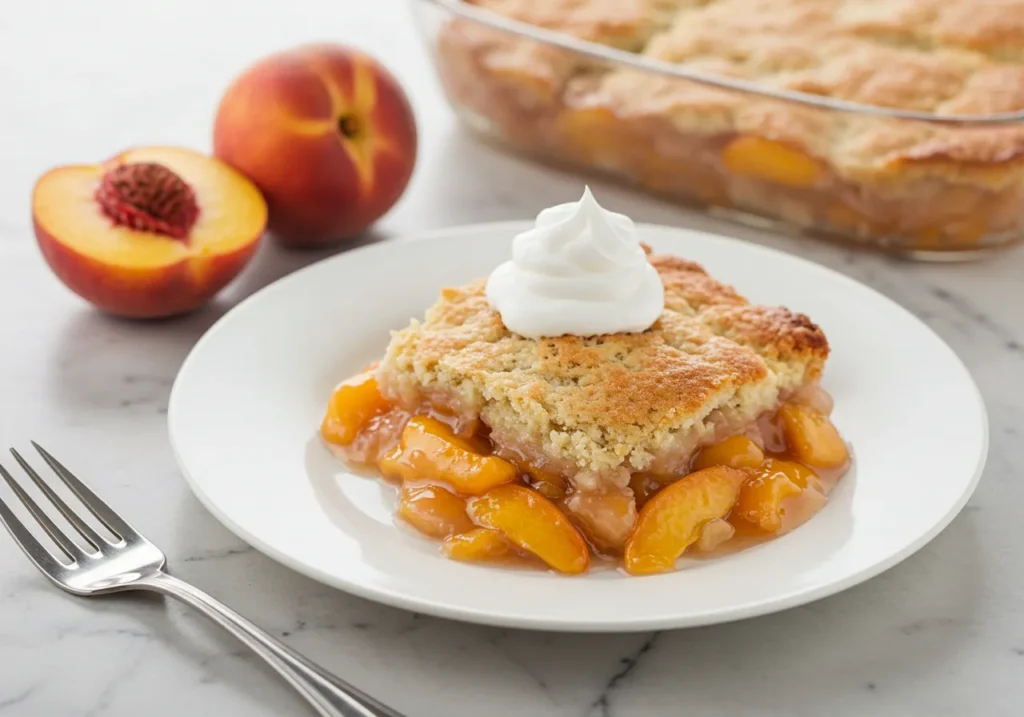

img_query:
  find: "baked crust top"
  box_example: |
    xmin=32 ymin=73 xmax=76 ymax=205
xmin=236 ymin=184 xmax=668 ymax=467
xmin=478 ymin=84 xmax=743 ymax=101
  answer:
xmin=454 ymin=0 xmax=1024 ymax=179
xmin=380 ymin=252 xmax=828 ymax=476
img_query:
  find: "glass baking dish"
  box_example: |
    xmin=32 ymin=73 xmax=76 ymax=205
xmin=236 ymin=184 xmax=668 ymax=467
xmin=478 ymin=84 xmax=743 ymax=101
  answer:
xmin=410 ymin=0 xmax=1024 ymax=259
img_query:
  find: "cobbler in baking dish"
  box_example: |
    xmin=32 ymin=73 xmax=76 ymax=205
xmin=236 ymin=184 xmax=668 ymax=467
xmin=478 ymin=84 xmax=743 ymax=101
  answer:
xmin=433 ymin=0 xmax=1024 ymax=253
xmin=320 ymin=190 xmax=850 ymax=575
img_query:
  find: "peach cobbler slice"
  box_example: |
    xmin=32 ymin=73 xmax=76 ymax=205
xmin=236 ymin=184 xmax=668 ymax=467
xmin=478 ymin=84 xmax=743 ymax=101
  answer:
xmin=321 ymin=253 xmax=850 ymax=575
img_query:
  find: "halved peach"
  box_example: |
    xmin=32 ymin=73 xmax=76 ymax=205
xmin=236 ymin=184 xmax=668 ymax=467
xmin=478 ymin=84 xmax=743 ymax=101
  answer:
xmin=777 ymin=404 xmax=849 ymax=468
xmin=442 ymin=527 xmax=511 ymax=562
xmin=397 ymin=484 xmax=474 ymax=539
xmin=692 ymin=435 xmax=765 ymax=472
xmin=623 ymin=466 xmax=747 ymax=575
xmin=384 ymin=417 xmax=517 ymax=495
xmin=32 ymin=146 xmax=266 ymax=318
xmin=467 ymin=484 xmax=590 ymax=574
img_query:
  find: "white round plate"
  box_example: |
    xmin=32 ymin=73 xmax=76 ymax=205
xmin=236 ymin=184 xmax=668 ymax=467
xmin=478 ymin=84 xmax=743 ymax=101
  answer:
xmin=168 ymin=222 xmax=987 ymax=632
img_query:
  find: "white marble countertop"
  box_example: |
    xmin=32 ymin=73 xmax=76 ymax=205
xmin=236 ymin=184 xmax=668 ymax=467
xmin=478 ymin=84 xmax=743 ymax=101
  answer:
xmin=2 ymin=1 xmax=1023 ymax=715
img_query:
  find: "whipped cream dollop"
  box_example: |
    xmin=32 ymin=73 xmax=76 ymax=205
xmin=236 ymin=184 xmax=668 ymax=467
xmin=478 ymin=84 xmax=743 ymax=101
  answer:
xmin=485 ymin=187 xmax=664 ymax=339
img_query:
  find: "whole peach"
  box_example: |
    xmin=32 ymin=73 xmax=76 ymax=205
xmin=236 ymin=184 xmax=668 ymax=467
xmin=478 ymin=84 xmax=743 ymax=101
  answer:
xmin=213 ymin=44 xmax=417 ymax=248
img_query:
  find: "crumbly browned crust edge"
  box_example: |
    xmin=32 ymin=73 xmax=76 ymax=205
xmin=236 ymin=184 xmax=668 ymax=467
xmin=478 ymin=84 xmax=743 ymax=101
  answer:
xmin=451 ymin=0 xmax=1024 ymax=183
xmin=378 ymin=252 xmax=828 ymax=484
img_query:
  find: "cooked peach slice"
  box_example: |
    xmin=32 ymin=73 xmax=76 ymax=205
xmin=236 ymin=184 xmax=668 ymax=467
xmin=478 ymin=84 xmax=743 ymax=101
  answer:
xmin=321 ymin=372 xmax=391 ymax=446
xmin=32 ymin=146 xmax=266 ymax=318
xmin=692 ymin=435 xmax=765 ymax=472
xmin=527 ymin=472 xmax=568 ymax=501
xmin=623 ymin=466 xmax=747 ymax=575
xmin=442 ymin=528 xmax=511 ymax=562
xmin=787 ymin=383 xmax=835 ymax=416
xmin=696 ymin=518 xmax=736 ymax=553
xmin=629 ymin=473 xmax=660 ymax=509
xmin=377 ymin=443 xmax=406 ymax=481
xmin=467 ymin=485 xmax=590 ymax=575
xmin=566 ymin=488 xmax=637 ymax=555
xmin=734 ymin=459 xmax=826 ymax=534
xmin=764 ymin=458 xmax=823 ymax=493
xmin=529 ymin=474 xmax=568 ymax=501
xmin=734 ymin=467 xmax=803 ymax=534
xmin=777 ymin=404 xmax=849 ymax=468
xmin=343 ymin=408 xmax=409 ymax=468
xmin=721 ymin=137 xmax=823 ymax=188
xmin=386 ymin=417 xmax=517 ymax=495
xmin=558 ymin=106 xmax=631 ymax=165
xmin=397 ymin=484 xmax=474 ymax=539
xmin=505 ymin=455 xmax=567 ymax=501
xmin=783 ymin=483 xmax=828 ymax=532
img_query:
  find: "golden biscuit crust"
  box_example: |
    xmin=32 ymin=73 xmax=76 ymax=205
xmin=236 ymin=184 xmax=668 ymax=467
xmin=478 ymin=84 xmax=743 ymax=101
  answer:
xmin=379 ymin=253 xmax=828 ymax=482
xmin=440 ymin=0 xmax=696 ymax=108
xmin=462 ymin=0 xmax=689 ymax=50
xmin=452 ymin=0 xmax=1024 ymax=181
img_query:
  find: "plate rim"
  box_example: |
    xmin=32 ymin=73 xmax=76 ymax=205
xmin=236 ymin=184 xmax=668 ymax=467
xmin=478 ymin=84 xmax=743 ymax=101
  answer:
xmin=168 ymin=220 xmax=989 ymax=632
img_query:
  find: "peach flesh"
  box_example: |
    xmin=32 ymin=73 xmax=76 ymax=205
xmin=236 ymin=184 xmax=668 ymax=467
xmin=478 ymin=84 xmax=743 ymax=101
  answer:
xmin=32 ymin=146 xmax=266 ymax=318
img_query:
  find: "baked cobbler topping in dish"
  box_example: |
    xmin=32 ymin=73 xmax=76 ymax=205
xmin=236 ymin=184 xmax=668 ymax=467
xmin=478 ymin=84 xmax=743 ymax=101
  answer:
xmin=485 ymin=186 xmax=664 ymax=338
xmin=429 ymin=0 xmax=1024 ymax=253
xmin=322 ymin=200 xmax=850 ymax=574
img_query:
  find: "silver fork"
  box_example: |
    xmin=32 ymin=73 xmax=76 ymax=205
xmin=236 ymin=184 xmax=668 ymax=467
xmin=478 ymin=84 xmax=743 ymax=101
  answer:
xmin=0 ymin=443 xmax=405 ymax=717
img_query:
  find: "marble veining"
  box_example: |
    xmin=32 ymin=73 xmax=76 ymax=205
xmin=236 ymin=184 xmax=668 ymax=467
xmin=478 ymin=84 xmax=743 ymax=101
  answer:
xmin=589 ymin=633 xmax=661 ymax=717
xmin=1 ymin=0 xmax=1023 ymax=716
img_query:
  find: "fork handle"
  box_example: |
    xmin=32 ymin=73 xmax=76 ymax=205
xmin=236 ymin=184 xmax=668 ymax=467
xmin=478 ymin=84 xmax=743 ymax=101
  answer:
xmin=140 ymin=572 xmax=405 ymax=717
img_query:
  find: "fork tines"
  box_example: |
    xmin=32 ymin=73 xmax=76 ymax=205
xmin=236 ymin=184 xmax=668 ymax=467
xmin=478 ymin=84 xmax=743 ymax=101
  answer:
xmin=0 ymin=443 xmax=133 ymax=570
